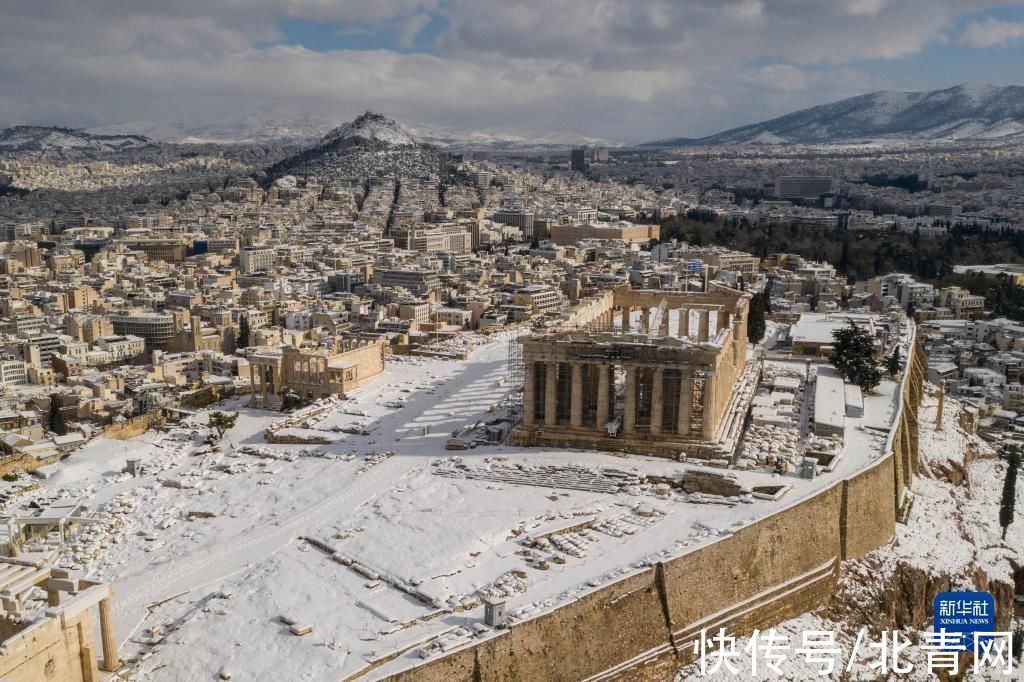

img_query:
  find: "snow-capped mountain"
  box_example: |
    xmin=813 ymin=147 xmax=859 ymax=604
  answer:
xmin=0 ymin=126 xmax=152 ymax=153
xmin=643 ymin=84 xmax=1024 ymax=146
xmin=86 ymin=110 xmax=336 ymax=145
xmin=266 ymin=112 xmax=445 ymax=182
xmin=322 ymin=112 xmax=418 ymax=147
xmin=404 ymin=121 xmax=616 ymax=151
xmin=85 ymin=108 xmax=614 ymax=150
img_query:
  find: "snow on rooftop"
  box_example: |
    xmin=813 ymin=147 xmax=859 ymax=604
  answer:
xmin=789 ymin=312 xmax=876 ymax=346
xmin=813 ymin=368 xmax=846 ymax=431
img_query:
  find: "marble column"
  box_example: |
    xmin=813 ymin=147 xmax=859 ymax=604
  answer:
xmin=678 ymin=377 xmax=692 ymax=436
xmin=698 ymin=310 xmax=710 ymax=342
xmin=702 ymin=376 xmax=717 ymax=440
xmin=596 ymin=364 xmax=610 ymax=429
xmin=544 ymin=363 xmax=558 ymax=427
xmin=570 ymin=364 xmax=584 ymax=428
xmin=623 ymin=366 xmax=637 ymax=434
xmin=99 ymin=597 xmax=119 ymax=672
xmin=650 ymin=368 xmax=664 ymax=434
xmin=679 ymin=309 xmax=689 ymax=338
xmin=522 ymin=361 xmax=536 ymax=427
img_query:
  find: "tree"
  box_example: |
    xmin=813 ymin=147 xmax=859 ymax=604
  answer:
xmin=747 ymin=291 xmax=767 ymax=344
xmin=281 ymin=390 xmax=307 ymax=412
xmin=830 ymin=321 xmax=882 ymax=392
xmin=886 ymin=347 xmax=901 ymax=378
xmin=48 ymin=396 xmax=67 ymax=436
xmin=238 ymin=315 xmax=250 ymax=348
xmin=999 ymin=444 xmax=1020 ymax=541
xmin=208 ymin=411 xmax=238 ymax=441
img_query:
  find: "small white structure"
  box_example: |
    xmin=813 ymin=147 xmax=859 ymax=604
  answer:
xmin=843 ymin=384 xmax=864 ymax=418
xmin=483 ymin=597 xmax=507 ymax=627
xmin=813 ymin=369 xmax=846 ymax=438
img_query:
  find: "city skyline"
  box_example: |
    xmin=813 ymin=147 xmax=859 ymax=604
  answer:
xmin=4 ymin=1 xmax=1024 ymax=142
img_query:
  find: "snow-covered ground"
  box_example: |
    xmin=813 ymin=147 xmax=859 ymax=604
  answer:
xmin=0 ymin=337 xmax=918 ymax=680
xmin=678 ymin=391 xmax=1023 ymax=681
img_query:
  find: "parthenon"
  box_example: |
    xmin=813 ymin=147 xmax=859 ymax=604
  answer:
xmin=511 ymin=284 xmax=753 ymax=458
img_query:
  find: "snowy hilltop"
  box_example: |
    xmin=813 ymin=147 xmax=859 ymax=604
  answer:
xmin=321 ymin=111 xmax=418 ymax=147
xmin=265 ymin=112 xmax=445 ymax=183
xmin=643 ymin=83 xmax=1024 ymax=146
xmin=0 ymin=125 xmax=153 ymax=153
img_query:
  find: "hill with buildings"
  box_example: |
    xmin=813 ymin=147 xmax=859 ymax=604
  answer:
xmin=264 ymin=111 xmax=447 ymax=182
xmin=0 ymin=126 xmax=153 ymax=153
xmin=643 ymin=84 xmax=1024 ymax=146
xmin=86 ymin=109 xmax=613 ymax=150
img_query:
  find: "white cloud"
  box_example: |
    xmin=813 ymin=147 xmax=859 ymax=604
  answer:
xmin=0 ymin=0 xmax=1012 ymax=142
xmin=959 ymin=16 xmax=1024 ymax=49
xmin=398 ymin=13 xmax=431 ymax=48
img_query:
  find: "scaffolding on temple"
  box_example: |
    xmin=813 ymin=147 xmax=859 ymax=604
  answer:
xmin=506 ymin=330 xmax=524 ymax=422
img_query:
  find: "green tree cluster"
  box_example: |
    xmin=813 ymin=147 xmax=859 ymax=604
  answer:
xmin=829 ymin=321 xmax=882 ymax=392
xmin=48 ymin=395 xmax=67 ymax=436
xmin=208 ymin=411 xmax=238 ymax=441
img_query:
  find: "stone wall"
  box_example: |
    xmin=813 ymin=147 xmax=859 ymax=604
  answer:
xmin=0 ymin=452 xmax=61 ymax=478
xmin=385 ymin=570 xmax=672 ymax=682
xmin=380 ymin=339 xmax=926 ymax=682
xmin=0 ymin=609 xmax=97 ymax=682
xmin=841 ymin=455 xmax=896 ymax=560
xmin=344 ymin=341 xmax=387 ymax=389
xmin=102 ymin=411 xmax=165 ymax=441
xmin=679 ymin=469 xmax=747 ymax=496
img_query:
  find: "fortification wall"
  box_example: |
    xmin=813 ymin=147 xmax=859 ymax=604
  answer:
xmin=661 ymin=483 xmax=843 ymax=645
xmin=383 ymin=456 xmax=900 ymax=682
xmin=387 ymin=570 xmax=671 ymax=682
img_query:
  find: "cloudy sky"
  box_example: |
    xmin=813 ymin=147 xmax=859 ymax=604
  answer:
xmin=3 ymin=0 xmax=1024 ymax=143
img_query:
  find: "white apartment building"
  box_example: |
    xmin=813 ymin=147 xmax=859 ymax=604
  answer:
xmin=239 ymin=246 xmax=276 ymax=274
xmin=97 ymin=335 xmax=146 ymax=361
xmin=0 ymin=358 xmax=27 ymax=386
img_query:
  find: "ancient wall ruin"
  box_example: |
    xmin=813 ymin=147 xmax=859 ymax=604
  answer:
xmin=0 ymin=580 xmax=118 ymax=682
xmin=102 ymin=411 xmax=166 ymax=441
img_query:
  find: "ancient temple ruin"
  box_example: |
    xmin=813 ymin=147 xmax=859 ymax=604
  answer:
xmin=511 ymin=284 xmax=754 ymax=458
xmin=249 ymin=335 xmax=387 ymax=409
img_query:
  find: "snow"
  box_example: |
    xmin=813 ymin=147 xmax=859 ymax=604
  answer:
xmin=1 ymin=335 xmax=934 ymax=680
xmin=678 ymin=388 xmax=1022 ymax=681
xmin=322 ymin=112 xmax=418 ymax=147
xmin=0 ymin=126 xmax=150 ymax=153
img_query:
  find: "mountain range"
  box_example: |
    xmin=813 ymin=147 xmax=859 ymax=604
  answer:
xmin=84 ymin=106 xmax=614 ymax=150
xmin=9 ymin=83 xmax=1024 ymax=153
xmin=0 ymin=126 xmax=152 ymax=153
xmin=643 ymin=84 xmax=1024 ymax=146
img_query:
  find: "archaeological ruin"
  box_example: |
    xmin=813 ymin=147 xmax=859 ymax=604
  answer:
xmin=511 ymin=284 xmax=755 ymax=458
xmin=249 ymin=335 xmax=387 ymax=409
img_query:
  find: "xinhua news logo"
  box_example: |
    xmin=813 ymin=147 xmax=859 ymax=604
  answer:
xmin=687 ymin=592 xmax=1016 ymax=677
